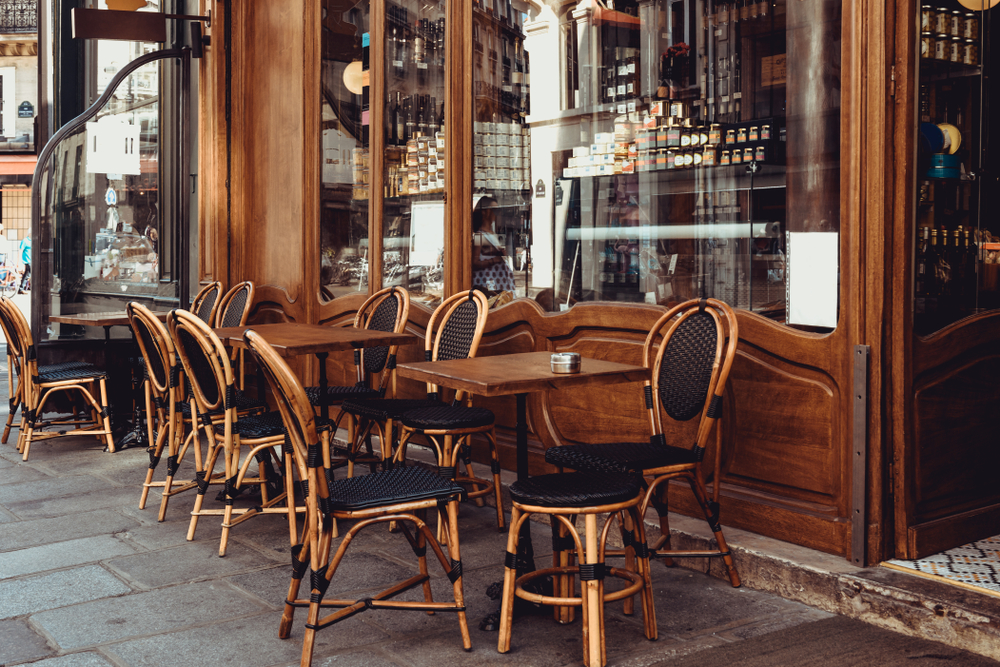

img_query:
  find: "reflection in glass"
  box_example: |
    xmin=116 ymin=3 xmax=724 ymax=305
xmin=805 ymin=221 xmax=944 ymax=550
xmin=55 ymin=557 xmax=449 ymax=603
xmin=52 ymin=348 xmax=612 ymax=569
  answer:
xmin=382 ymin=0 xmax=446 ymax=306
xmin=38 ymin=57 xmax=165 ymax=341
xmin=320 ymin=0 xmax=369 ymax=301
xmin=506 ymin=0 xmax=840 ymax=325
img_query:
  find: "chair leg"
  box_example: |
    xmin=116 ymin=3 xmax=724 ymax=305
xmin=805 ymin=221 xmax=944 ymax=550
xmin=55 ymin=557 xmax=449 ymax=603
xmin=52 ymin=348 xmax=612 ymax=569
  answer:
xmin=582 ymin=513 xmax=603 ymax=667
xmin=279 ymin=541 xmax=310 ymax=639
xmin=497 ymin=506 xmax=522 ymax=654
xmin=160 ymin=422 xmax=193 ymax=522
xmin=629 ymin=505 xmax=658 ymax=641
xmin=139 ymin=419 xmax=169 ymax=510
xmin=688 ymin=472 xmax=741 ymax=588
xmin=552 ymin=517 xmax=575 ymax=624
xmin=443 ymin=498 xmax=472 ymax=650
xmin=187 ymin=430 xmax=222 ymax=542
xmin=649 ymin=484 xmax=676 ymax=567
xmin=97 ymin=379 xmax=115 ymax=453
xmin=487 ymin=428 xmax=505 ymax=531
xmin=620 ymin=510 xmax=636 ymax=616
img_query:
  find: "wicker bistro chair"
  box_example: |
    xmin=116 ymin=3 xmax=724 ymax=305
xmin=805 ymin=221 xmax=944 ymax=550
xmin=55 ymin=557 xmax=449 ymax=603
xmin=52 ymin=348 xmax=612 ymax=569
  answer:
xmin=393 ymin=291 xmax=503 ymax=532
xmin=169 ymin=309 xmax=307 ymax=556
xmin=497 ymin=472 xmax=657 ymax=667
xmin=0 ymin=299 xmax=87 ymax=451
xmin=191 ymin=281 xmax=223 ymax=326
xmin=303 ymin=286 xmax=410 ymax=476
xmin=128 ymin=302 xmax=197 ymax=521
xmin=242 ymin=330 xmax=471 ymax=666
xmin=544 ymin=298 xmax=741 ymax=588
xmin=339 ymin=290 xmax=488 ymax=473
xmin=0 ymin=298 xmax=115 ymax=460
xmin=214 ymin=281 xmax=255 ymax=390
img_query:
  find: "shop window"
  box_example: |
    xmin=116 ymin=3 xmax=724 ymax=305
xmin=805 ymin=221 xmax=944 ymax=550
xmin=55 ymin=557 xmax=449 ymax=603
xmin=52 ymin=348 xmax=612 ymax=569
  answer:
xmin=485 ymin=0 xmax=842 ymax=327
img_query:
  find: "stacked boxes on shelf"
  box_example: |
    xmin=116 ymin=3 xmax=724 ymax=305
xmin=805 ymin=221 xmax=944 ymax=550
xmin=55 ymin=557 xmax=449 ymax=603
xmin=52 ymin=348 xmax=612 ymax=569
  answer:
xmin=473 ymin=121 xmax=532 ymax=191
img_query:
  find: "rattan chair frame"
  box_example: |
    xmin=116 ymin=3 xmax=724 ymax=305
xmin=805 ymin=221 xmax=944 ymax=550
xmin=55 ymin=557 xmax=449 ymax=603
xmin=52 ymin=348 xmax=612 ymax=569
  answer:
xmin=345 ymin=289 xmax=489 ymax=473
xmin=548 ymin=298 xmax=741 ymax=588
xmin=214 ymin=281 xmax=255 ymax=390
xmin=169 ymin=309 xmax=300 ymax=556
xmin=309 ymin=286 xmax=410 ymax=475
xmin=497 ymin=495 xmax=656 ymax=667
xmin=0 ymin=297 xmax=25 ymax=445
xmin=243 ymin=330 xmax=471 ymax=666
xmin=128 ymin=302 xmax=200 ymax=521
xmin=393 ymin=289 xmax=504 ymax=533
xmin=0 ymin=297 xmax=115 ymax=460
xmin=191 ymin=281 xmax=223 ymax=326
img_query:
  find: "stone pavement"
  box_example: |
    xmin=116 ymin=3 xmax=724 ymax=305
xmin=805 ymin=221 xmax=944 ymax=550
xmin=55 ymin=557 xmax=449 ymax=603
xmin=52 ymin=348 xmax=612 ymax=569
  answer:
xmin=0 ymin=394 xmax=998 ymax=665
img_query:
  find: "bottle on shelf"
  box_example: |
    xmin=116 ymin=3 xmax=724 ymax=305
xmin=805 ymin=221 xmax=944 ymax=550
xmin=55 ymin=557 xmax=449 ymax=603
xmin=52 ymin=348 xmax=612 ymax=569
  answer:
xmin=916 ymin=226 xmax=931 ymax=297
xmin=395 ymin=91 xmax=405 ymax=146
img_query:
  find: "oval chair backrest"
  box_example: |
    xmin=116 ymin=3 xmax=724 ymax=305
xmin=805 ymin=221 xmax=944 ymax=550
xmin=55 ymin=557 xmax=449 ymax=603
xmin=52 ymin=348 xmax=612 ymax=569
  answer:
xmin=216 ymin=281 xmax=255 ymax=329
xmin=243 ymin=329 xmax=318 ymax=488
xmin=430 ymin=290 xmax=489 ymax=362
xmin=128 ymin=302 xmax=174 ymax=396
xmin=0 ymin=297 xmax=25 ymax=359
xmin=168 ymin=309 xmax=230 ymax=414
xmin=645 ymin=299 xmax=737 ymax=443
xmin=358 ymin=287 xmax=409 ymax=376
xmin=192 ymin=282 xmax=223 ymax=325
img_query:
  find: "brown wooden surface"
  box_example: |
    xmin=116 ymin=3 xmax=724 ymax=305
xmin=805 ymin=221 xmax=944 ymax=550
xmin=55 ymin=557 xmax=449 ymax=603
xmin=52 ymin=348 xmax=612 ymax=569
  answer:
xmin=214 ymin=323 xmax=416 ymax=356
xmin=397 ymin=351 xmax=647 ymax=398
xmin=50 ymin=311 xmax=170 ymax=327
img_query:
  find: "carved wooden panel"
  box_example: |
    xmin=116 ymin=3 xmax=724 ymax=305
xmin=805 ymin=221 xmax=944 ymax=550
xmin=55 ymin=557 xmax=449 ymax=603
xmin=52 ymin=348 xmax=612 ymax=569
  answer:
xmin=906 ymin=314 xmax=1000 ymax=557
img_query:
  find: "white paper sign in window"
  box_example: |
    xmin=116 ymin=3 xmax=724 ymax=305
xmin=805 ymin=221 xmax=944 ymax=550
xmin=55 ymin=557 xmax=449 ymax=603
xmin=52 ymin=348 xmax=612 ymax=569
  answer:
xmin=786 ymin=232 xmax=838 ymax=328
xmin=86 ymin=116 xmax=141 ymax=176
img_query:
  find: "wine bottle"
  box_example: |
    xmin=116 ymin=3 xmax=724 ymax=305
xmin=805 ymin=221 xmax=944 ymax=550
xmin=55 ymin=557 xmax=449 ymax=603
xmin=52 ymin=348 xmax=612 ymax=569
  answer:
xmin=394 ymin=91 xmax=405 ymax=145
xmin=916 ymin=227 xmax=930 ymax=297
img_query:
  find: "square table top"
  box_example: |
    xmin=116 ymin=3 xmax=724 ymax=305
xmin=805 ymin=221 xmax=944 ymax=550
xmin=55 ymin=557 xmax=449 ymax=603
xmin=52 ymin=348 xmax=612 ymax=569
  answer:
xmin=396 ymin=351 xmax=648 ymax=397
xmin=50 ymin=310 xmax=170 ymax=327
xmin=214 ymin=322 xmax=417 ymax=356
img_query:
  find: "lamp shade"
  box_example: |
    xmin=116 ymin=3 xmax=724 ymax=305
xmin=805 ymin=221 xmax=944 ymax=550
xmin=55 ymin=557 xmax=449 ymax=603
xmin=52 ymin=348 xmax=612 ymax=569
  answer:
xmin=958 ymin=0 xmax=999 ymax=11
xmin=343 ymin=61 xmax=363 ymax=95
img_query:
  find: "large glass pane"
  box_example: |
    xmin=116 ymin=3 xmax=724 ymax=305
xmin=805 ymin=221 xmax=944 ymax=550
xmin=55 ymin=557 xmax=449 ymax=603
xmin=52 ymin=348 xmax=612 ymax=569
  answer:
xmin=382 ymin=0 xmax=447 ymax=306
xmin=38 ymin=56 xmax=168 ymax=342
xmin=501 ymin=0 xmax=841 ymax=326
xmin=320 ymin=0 xmax=370 ymax=300
xmin=913 ymin=3 xmax=992 ymax=335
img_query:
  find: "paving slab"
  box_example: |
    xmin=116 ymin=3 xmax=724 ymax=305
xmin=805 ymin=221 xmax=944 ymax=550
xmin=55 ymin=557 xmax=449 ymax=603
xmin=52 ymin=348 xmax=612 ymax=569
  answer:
xmin=24 ymin=653 xmax=117 ymax=667
xmin=104 ymin=609 xmax=389 ymax=667
xmin=0 ymin=509 xmax=140 ymax=552
xmin=278 ymin=648 xmax=410 ymax=667
xmin=1 ymin=463 xmax=55 ymax=486
xmin=105 ymin=540 xmax=282 ymax=589
xmin=0 ymin=535 xmax=140 ymax=579
xmin=118 ymin=515 xmax=209 ymax=551
xmin=31 ymin=581 xmax=265 ymax=650
xmin=0 ymin=473 xmax=112 ymax=506
xmin=5 ymin=486 xmax=145 ymax=520
xmin=0 ymin=565 xmax=132 ymax=619
xmin=0 ymin=617 xmax=55 ymax=664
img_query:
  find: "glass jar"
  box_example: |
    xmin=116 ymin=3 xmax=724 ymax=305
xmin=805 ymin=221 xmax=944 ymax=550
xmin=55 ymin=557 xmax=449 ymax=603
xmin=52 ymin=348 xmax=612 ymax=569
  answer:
xmin=950 ymin=9 xmax=963 ymax=37
xmin=732 ymin=148 xmax=742 ymax=164
xmin=720 ymin=150 xmax=731 ymax=165
xmin=963 ymin=39 xmax=978 ymax=66
xmin=709 ymin=124 xmax=722 ymax=144
xmin=949 ymin=36 xmax=963 ymax=63
xmin=737 ymin=127 xmax=748 ymax=143
xmin=920 ymin=5 xmax=935 ymax=32
xmin=725 ymin=128 xmax=736 ymax=145
xmin=963 ymin=13 xmax=978 ymax=40
xmin=934 ymin=34 xmax=949 ymax=60
xmin=934 ymin=7 xmax=950 ymax=35
xmin=921 ymin=32 xmax=936 ymax=59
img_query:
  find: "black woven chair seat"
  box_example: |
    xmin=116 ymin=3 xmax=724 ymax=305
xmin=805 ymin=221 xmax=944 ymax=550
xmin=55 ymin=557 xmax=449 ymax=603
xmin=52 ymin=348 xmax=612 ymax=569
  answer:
xmin=35 ymin=364 xmax=106 ymax=383
xmin=327 ymin=465 xmax=464 ymax=511
xmin=545 ymin=442 xmax=698 ymax=475
xmin=38 ymin=361 xmax=95 ymax=374
xmin=216 ymin=412 xmax=284 ymax=439
xmin=509 ymin=472 xmax=641 ymax=508
xmin=304 ymin=384 xmax=380 ymax=406
xmin=178 ymin=388 xmax=266 ymax=417
xmin=401 ymin=405 xmax=495 ymax=431
xmin=340 ymin=397 xmax=443 ymax=422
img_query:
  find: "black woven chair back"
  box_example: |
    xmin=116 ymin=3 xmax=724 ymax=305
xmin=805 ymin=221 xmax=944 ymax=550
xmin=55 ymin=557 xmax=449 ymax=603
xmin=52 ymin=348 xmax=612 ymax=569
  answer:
xmin=243 ymin=330 xmax=318 ymax=486
xmin=431 ymin=291 xmax=488 ymax=362
xmin=658 ymin=311 xmax=718 ymax=422
xmin=192 ymin=282 xmax=223 ymax=325
xmin=361 ymin=292 xmax=399 ymax=375
xmin=0 ymin=297 xmax=24 ymax=358
xmin=216 ymin=281 xmax=254 ymax=328
xmin=128 ymin=303 xmax=172 ymax=395
xmin=169 ymin=309 xmax=230 ymax=413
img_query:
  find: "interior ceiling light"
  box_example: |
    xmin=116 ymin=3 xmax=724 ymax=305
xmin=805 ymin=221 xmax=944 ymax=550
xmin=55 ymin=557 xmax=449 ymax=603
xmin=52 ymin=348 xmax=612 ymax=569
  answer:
xmin=342 ymin=61 xmax=363 ymax=95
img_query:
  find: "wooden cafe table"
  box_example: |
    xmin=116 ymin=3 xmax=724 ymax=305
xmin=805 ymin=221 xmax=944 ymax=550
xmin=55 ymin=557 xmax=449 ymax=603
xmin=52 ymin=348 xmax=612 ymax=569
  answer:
xmin=213 ymin=322 xmax=416 ymax=419
xmin=50 ymin=310 xmax=171 ymax=450
xmin=395 ymin=350 xmax=648 ymax=630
